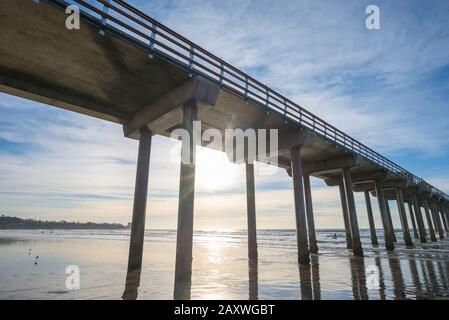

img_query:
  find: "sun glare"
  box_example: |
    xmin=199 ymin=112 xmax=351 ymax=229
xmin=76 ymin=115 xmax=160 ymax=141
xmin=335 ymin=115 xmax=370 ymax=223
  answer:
xmin=196 ymin=147 xmax=241 ymax=191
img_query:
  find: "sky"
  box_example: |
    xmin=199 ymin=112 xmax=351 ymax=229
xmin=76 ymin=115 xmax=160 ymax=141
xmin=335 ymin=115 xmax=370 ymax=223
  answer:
xmin=1 ymin=0 xmax=449 ymax=230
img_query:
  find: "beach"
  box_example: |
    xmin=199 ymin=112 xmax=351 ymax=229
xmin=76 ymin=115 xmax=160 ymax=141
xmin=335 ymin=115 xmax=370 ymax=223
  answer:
xmin=0 ymin=229 xmax=448 ymax=300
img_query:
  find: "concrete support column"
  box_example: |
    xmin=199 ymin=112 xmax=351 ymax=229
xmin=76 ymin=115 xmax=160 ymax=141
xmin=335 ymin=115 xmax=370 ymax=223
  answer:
xmin=374 ymin=180 xmax=394 ymax=251
xmin=290 ymin=145 xmax=310 ymax=265
xmin=443 ymin=203 xmax=449 ymax=232
xmin=431 ymin=201 xmax=444 ymax=239
xmin=174 ymin=100 xmax=198 ymax=297
xmin=363 ymin=191 xmax=378 ymax=246
xmin=423 ymin=201 xmax=437 ymax=242
xmin=407 ymin=202 xmax=419 ymax=239
xmin=440 ymin=203 xmax=449 ymax=232
xmin=395 ymin=189 xmax=413 ymax=247
xmin=339 ymin=182 xmax=353 ymax=249
xmin=384 ymin=199 xmax=397 ymax=243
xmin=126 ymin=127 xmax=152 ymax=273
xmin=246 ymin=162 xmax=258 ymax=261
xmin=411 ymin=194 xmax=427 ymax=243
xmin=342 ymin=168 xmax=363 ymax=257
xmin=304 ymin=174 xmax=318 ymax=254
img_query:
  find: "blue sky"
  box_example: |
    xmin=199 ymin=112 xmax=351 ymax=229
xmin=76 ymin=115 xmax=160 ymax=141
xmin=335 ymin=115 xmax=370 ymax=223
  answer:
xmin=1 ymin=0 xmax=449 ymax=229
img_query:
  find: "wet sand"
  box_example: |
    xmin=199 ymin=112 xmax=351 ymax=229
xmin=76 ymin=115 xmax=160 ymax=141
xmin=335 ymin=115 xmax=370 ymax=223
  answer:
xmin=0 ymin=229 xmax=448 ymax=300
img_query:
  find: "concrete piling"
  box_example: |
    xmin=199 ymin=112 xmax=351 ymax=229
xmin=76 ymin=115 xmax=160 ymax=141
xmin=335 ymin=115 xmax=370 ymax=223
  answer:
xmin=431 ymin=201 xmax=444 ymax=239
xmin=342 ymin=168 xmax=363 ymax=257
xmin=411 ymin=194 xmax=427 ymax=243
xmin=363 ymin=191 xmax=378 ymax=246
xmin=290 ymin=145 xmax=310 ymax=265
xmin=126 ymin=127 xmax=152 ymax=273
xmin=384 ymin=200 xmax=397 ymax=243
xmin=174 ymin=100 xmax=198 ymax=298
xmin=339 ymin=182 xmax=353 ymax=249
xmin=407 ymin=202 xmax=419 ymax=239
xmin=423 ymin=201 xmax=437 ymax=242
xmin=246 ymin=162 xmax=258 ymax=261
xmin=374 ymin=180 xmax=394 ymax=251
xmin=441 ymin=204 xmax=449 ymax=233
xmin=304 ymin=174 xmax=318 ymax=254
xmin=395 ymin=189 xmax=413 ymax=247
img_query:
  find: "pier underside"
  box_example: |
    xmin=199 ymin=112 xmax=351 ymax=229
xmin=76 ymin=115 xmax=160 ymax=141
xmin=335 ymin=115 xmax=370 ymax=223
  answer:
xmin=0 ymin=0 xmax=397 ymax=184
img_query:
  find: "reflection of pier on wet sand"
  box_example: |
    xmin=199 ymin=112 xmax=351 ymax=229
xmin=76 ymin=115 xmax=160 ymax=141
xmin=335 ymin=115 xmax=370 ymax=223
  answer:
xmin=120 ymin=235 xmax=449 ymax=300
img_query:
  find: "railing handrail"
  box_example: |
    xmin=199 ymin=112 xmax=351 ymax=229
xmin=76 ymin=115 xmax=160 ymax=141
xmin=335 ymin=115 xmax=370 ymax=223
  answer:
xmin=48 ymin=0 xmax=448 ymax=200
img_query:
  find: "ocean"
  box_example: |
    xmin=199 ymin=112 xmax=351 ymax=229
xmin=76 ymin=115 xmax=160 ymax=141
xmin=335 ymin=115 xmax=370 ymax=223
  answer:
xmin=0 ymin=229 xmax=448 ymax=300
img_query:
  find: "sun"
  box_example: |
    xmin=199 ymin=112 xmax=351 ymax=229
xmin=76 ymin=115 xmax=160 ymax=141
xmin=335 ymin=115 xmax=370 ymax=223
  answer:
xmin=195 ymin=147 xmax=241 ymax=191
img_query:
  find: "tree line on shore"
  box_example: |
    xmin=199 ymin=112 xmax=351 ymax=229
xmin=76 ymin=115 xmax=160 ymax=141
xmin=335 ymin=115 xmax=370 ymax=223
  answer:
xmin=0 ymin=215 xmax=129 ymax=230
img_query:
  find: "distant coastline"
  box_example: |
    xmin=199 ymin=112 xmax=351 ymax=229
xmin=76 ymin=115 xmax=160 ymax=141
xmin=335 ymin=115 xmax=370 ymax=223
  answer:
xmin=0 ymin=215 xmax=129 ymax=230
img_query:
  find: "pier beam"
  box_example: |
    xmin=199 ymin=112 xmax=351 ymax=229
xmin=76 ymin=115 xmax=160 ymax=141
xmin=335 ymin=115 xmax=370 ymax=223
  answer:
xmin=304 ymin=174 xmax=318 ymax=254
xmin=174 ymin=100 xmax=198 ymax=297
xmin=364 ymin=191 xmax=378 ymax=246
xmin=342 ymin=168 xmax=363 ymax=257
xmin=407 ymin=202 xmax=419 ymax=239
xmin=431 ymin=201 xmax=444 ymax=239
xmin=126 ymin=127 xmax=152 ymax=274
xmin=411 ymin=194 xmax=427 ymax=243
xmin=374 ymin=180 xmax=394 ymax=251
xmin=423 ymin=201 xmax=437 ymax=242
xmin=246 ymin=162 xmax=258 ymax=261
xmin=412 ymin=195 xmax=428 ymax=243
xmin=395 ymin=189 xmax=413 ymax=247
xmin=290 ymin=145 xmax=310 ymax=265
xmin=339 ymin=182 xmax=353 ymax=249
xmin=384 ymin=200 xmax=397 ymax=243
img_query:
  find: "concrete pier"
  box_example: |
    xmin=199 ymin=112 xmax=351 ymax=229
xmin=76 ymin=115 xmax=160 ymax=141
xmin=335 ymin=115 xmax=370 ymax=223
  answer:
xmin=126 ymin=127 xmax=152 ymax=273
xmin=411 ymin=194 xmax=427 ymax=243
xmin=384 ymin=200 xmax=397 ymax=243
xmin=339 ymin=182 xmax=353 ymax=249
xmin=2 ymin=0 xmax=449 ymax=298
xmin=174 ymin=100 xmax=198 ymax=296
xmin=291 ymin=145 xmax=310 ymax=265
xmin=374 ymin=180 xmax=394 ymax=251
xmin=363 ymin=191 xmax=378 ymax=246
xmin=246 ymin=163 xmax=258 ymax=261
xmin=304 ymin=174 xmax=318 ymax=254
xmin=407 ymin=202 xmax=419 ymax=239
xmin=440 ymin=204 xmax=449 ymax=232
xmin=442 ymin=203 xmax=449 ymax=228
xmin=395 ymin=189 xmax=413 ymax=247
xmin=423 ymin=201 xmax=437 ymax=242
xmin=248 ymin=260 xmax=258 ymax=300
xmin=431 ymin=201 xmax=445 ymax=239
xmin=342 ymin=168 xmax=363 ymax=257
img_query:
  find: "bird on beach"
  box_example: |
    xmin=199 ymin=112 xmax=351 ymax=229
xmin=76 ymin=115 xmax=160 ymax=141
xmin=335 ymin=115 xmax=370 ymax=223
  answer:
xmin=28 ymin=249 xmax=32 ymax=255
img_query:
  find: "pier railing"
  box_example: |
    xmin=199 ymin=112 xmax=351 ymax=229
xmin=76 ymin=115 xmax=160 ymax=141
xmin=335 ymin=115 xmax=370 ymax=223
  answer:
xmin=46 ymin=0 xmax=448 ymax=200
